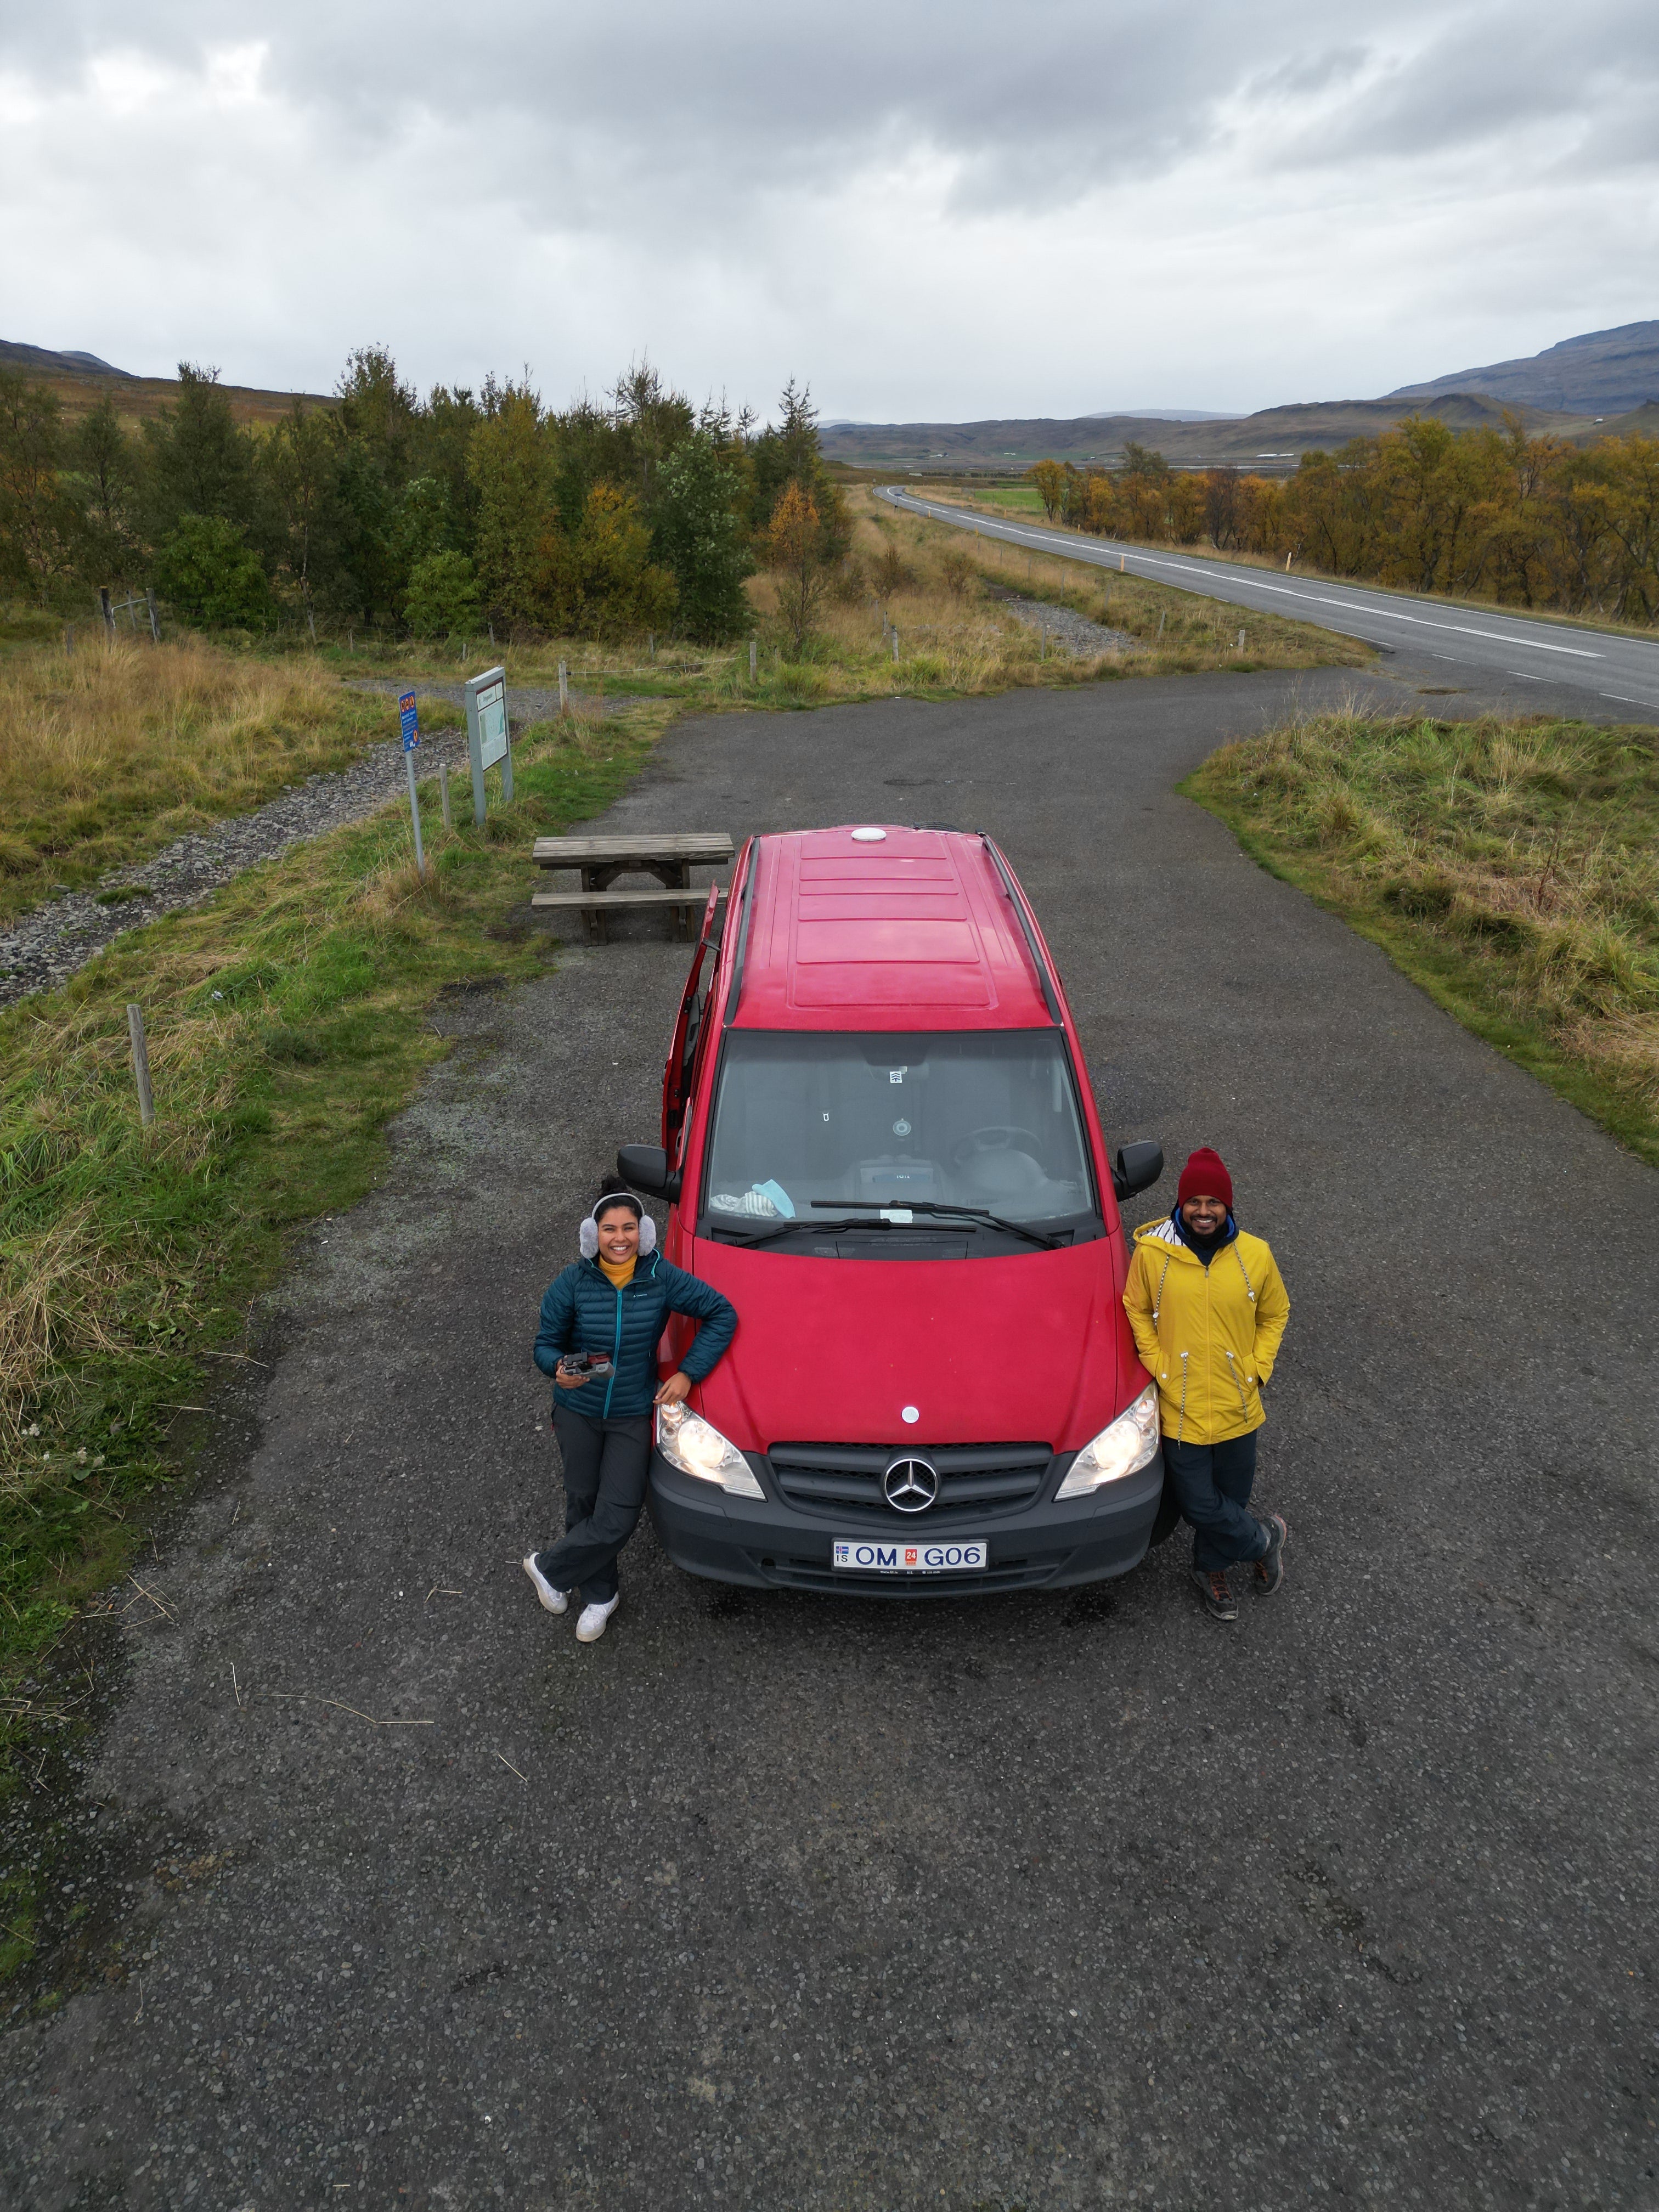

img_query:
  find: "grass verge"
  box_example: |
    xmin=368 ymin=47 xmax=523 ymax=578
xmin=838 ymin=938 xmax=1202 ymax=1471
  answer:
xmin=1187 ymin=708 xmax=1659 ymax=1164
xmin=0 ymin=695 xmax=665 ymax=1881
xmin=0 ymin=638 xmax=412 ymax=924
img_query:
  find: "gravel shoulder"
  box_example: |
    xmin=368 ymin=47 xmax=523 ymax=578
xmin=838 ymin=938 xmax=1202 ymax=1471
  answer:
xmin=3 ymin=653 xmax=1655 ymax=2210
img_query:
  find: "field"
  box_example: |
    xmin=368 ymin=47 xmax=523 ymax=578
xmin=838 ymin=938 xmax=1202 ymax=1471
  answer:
xmin=1190 ymin=709 xmax=1659 ymax=1164
xmin=0 ymin=640 xmax=400 ymax=924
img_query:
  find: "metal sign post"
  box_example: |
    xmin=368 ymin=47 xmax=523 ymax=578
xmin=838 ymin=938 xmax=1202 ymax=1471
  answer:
xmin=465 ymin=665 xmax=511 ymax=828
xmin=399 ymin=690 xmax=426 ymax=876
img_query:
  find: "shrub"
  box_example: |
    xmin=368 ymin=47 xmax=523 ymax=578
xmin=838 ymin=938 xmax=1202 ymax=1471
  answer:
xmin=153 ymin=515 xmax=272 ymax=630
xmin=404 ymin=550 xmax=481 ymax=639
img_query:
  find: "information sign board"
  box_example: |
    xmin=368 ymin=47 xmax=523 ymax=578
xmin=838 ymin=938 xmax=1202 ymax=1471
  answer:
xmin=398 ymin=690 xmax=420 ymax=751
xmin=464 ymin=665 xmax=513 ymax=825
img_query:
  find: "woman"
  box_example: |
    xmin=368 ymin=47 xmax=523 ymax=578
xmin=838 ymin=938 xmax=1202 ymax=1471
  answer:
xmin=524 ymin=1176 xmax=737 ymax=1643
xmin=1123 ymin=1146 xmax=1291 ymax=1624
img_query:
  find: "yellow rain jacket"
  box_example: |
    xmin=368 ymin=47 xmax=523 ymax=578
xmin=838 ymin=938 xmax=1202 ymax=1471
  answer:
xmin=1123 ymin=1216 xmax=1290 ymax=1447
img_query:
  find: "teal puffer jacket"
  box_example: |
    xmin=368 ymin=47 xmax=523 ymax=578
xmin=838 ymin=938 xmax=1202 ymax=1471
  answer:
xmin=533 ymin=1252 xmax=737 ymax=1420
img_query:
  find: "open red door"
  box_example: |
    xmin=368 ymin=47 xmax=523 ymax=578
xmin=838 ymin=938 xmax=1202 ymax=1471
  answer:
xmin=661 ymin=881 xmax=723 ymax=1154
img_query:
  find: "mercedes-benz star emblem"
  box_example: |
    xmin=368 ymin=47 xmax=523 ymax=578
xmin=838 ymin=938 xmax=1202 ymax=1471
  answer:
xmin=884 ymin=1455 xmax=939 ymax=1513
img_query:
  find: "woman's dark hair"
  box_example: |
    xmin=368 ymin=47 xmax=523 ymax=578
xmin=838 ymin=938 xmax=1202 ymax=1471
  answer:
xmin=594 ymin=1175 xmax=642 ymax=1224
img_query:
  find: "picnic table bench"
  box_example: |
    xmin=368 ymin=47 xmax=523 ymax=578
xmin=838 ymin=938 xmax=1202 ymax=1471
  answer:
xmin=531 ymin=832 xmax=734 ymax=941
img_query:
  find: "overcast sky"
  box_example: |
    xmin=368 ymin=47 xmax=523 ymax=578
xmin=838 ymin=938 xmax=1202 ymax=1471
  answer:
xmin=2 ymin=1 xmax=1654 ymax=422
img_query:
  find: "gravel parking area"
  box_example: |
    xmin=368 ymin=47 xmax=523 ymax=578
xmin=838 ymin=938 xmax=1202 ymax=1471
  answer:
xmin=3 ymin=652 xmax=1655 ymax=2210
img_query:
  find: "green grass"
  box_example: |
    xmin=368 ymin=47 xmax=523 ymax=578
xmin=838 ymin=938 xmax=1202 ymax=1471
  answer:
xmin=0 ymin=698 xmax=666 ymax=1827
xmin=1187 ymin=709 xmax=1659 ymax=1164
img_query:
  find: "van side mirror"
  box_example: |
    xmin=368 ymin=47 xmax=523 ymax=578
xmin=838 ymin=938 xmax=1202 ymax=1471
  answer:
xmin=1112 ymin=1141 xmax=1164 ymax=1201
xmin=617 ymin=1143 xmax=681 ymax=1201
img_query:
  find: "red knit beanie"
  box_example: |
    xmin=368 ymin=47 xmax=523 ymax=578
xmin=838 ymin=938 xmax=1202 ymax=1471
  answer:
xmin=1177 ymin=1147 xmax=1234 ymax=1210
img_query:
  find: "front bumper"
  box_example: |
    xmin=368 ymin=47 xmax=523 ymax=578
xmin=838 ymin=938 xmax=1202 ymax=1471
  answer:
xmin=647 ymin=1449 xmax=1164 ymax=1596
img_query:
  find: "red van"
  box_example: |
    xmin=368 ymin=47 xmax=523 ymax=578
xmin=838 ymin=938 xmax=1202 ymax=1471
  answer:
xmin=617 ymin=825 xmax=1170 ymax=1596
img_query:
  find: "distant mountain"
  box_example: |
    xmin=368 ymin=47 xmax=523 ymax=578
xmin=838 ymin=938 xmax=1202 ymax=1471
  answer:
xmin=1 ymin=339 xmax=134 ymax=378
xmin=817 ymin=392 xmax=1595 ymax=472
xmin=1386 ymin=321 xmax=1659 ymax=416
xmin=1095 ymin=408 xmax=1242 ymax=422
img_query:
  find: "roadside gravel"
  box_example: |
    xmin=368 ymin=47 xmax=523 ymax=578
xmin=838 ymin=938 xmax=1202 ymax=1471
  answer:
xmin=0 ymin=733 xmax=467 ymax=1013
xmin=992 ymin=590 xmax=1136 ymax=655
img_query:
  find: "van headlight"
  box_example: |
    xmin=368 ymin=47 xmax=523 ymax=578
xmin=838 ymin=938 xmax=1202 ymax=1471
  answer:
xmin=1054 ymin=1383 xmax=1160 ymax=1497
xmin=656 ymin=1401 xmax=765 ymax=1499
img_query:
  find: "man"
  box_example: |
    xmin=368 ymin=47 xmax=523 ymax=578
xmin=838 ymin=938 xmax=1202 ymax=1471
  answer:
xmin=1123 ymin=1147 xmax=1290 ymax=1623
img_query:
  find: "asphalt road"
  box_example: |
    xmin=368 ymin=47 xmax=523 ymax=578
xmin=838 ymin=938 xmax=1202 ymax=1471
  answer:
xmin=3 ymin=658 xmax=1656 ymax=2210
xmin=878 ymin=485 xmax=1659 ymax=716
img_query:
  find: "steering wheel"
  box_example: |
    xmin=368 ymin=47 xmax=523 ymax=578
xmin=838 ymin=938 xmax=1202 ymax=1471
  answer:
xmin=951 ymin=1125 xmax=1045 ymax=1167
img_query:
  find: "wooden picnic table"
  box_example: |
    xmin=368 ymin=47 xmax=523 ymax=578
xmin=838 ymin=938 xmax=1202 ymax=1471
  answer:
xmin=531 ymin=831 xmax=733 ymax=893
xmin=530 ymin=831 xmax=735 ymax=941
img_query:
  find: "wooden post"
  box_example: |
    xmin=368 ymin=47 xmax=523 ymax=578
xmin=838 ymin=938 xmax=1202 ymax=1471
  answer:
xmin=439 ymin=759 xmax=453 ymax=832
xmin=488 ymin=622 xmax=496 ymax=648
xmin=99 ymin=587 xmax=115 ymax=641
xmin=127 ymin=1005 xmax=155 ymax=1127
xmin=648 ymin=631 xmax=656 ymax=659
xmin=1156 ymin=611 xmax=1165 ymax=641
xmin=145 ymin=589 xmax=160 ymax=642
xmin=307 ymin=605 xmax=318 ymax=644
xmin=558 ymin=661 xmax=569 ymax=714
xmin=749 ymin=638 xmax=757 ymax=681
xmin=64 ymin=623 xmax=74 ymax=654
xmin=891 ymin=629 xmax=899 ymax=664
xmin=1237 ymin=629 xmax=1246 ymax=652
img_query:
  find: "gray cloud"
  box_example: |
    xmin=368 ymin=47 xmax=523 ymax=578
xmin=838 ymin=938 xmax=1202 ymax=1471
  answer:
xmin=2 ymin=1 xmax=1655 ymax=414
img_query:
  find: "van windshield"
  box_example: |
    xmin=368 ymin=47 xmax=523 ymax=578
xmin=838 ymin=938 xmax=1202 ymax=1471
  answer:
xmin=702 ymin=1030 xmax=1098 ymax=1248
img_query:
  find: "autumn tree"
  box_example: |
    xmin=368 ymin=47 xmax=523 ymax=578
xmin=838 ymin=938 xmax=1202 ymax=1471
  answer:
xmin=765 ymin=481 xmax=829 ymax=653
xmin=1029 ymin=459 xmax=1067 ymax=521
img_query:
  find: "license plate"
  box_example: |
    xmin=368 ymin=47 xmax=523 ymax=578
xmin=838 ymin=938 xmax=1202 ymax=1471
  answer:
xmin=832 ymin=1538 xmax=988 ymax=1575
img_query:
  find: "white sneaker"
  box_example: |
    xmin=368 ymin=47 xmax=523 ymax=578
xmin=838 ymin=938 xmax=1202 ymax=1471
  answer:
xmin=522 ymin=1555 xmax=568 ymax=1615
xmin=575 ymin=1595 xmax=620 ymax=1643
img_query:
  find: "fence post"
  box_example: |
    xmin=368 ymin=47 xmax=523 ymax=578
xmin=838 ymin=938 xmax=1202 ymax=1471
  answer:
xmin=558 ymin=661 xmax=569 ymax=714
xmin=64 ymin=623 xmax=74 ymax=655
xmin=99 ymin=587 xmax=115 ymax=641
xmin=749 ymin=639 xmax=757 ymax=681
xmin=439 ymin=758 xmax=453 ymax=832
xmin=1156 ymin=611 xmax=1165 ymax=641
xmin=891 ymin=629 xmax=899 ymax=664
xmin=127 ymin=1005 xmax=155 ymax=1127
xmin=145 ymin=589 xmax=161 ymax=642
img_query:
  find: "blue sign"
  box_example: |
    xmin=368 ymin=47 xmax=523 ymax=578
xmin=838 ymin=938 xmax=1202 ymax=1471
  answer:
xmin=398 ymin=690 xmax=420 ymax=751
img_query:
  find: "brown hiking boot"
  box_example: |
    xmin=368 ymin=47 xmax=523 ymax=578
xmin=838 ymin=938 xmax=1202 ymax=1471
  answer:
xmin=1190 ymin=1568 xmax=1238 ymax=1623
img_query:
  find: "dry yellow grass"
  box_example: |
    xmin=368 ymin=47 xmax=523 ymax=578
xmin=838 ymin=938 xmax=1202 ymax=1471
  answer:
xmin=0 ymin=637 xmax=394 ymax=921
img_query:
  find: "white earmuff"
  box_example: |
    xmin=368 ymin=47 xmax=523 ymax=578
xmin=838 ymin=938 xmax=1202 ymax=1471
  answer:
xmin=580 ymin=1203 xmax=654 ymax=1257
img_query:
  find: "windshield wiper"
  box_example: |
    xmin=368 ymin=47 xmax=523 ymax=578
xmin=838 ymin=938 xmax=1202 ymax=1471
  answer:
xmin=708 ymin=1214 xmax=894 ymax=1249
xmin=811 ymin=1199 xmax=1061 ymax=1250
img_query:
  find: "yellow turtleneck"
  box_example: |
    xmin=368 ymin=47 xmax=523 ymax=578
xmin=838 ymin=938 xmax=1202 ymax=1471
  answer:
xmin=598 ymin=1254 xmax=636 ymax=1289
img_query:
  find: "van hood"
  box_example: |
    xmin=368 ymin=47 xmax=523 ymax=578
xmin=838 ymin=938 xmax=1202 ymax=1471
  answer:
xmin=679 ymin=1234 xmax=1137 ymax=1454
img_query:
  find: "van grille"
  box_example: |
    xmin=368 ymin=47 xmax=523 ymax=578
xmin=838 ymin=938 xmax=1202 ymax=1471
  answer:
xmin=766 ymin=1440 xmax=1053 ymax=1520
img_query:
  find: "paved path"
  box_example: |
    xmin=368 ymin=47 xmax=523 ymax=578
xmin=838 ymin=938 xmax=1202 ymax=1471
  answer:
xmin=880 ymin=484 xmax=1659 ymax=714
xmin=3 ymin=657 xmax=1656 ymax=2210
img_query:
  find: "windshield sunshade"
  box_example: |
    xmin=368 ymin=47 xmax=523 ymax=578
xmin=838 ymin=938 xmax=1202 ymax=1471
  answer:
xmin=703 ymin=1030 xmax=1096 ymax=1236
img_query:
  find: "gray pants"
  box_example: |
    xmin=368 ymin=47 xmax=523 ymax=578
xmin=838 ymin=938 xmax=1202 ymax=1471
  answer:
xmin=537 ymin=1409 xmax=652 ymax=1605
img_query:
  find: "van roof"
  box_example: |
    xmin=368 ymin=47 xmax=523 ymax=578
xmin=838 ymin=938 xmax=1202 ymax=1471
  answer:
xmin=730 ymin=826 xmax=1058 ymax=1032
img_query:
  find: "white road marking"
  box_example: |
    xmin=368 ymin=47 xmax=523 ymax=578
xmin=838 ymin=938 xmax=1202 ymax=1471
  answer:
xmin=887 ymin=491 xmax=1611 ymax=659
